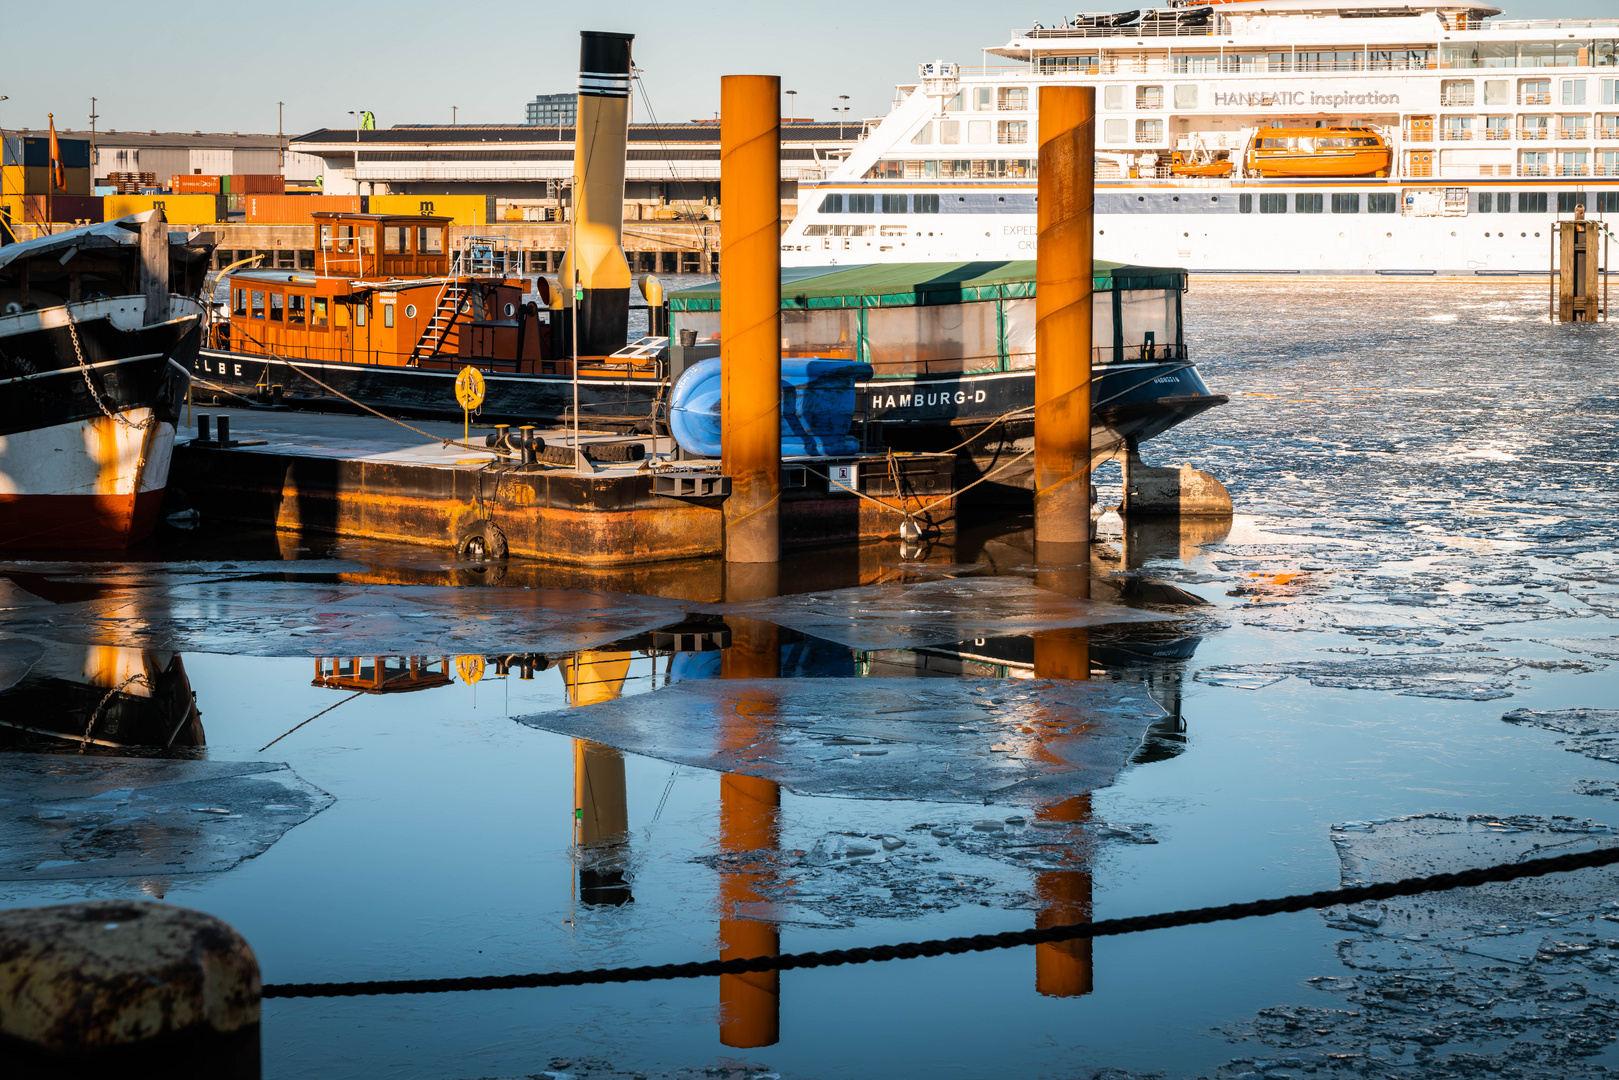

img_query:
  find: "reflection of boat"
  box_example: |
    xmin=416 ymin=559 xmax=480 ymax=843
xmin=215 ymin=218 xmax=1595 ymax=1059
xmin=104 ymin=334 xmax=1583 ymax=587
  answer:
xmin=0 ymin=643 xmax=203 ymax=751
xmin=312 ymin=656 xmax=452 ymax=693
xmin=0 ymin=213 xmax=214 ymax=548
xmin=1244 ymin=127 xmax=1393 ymax=178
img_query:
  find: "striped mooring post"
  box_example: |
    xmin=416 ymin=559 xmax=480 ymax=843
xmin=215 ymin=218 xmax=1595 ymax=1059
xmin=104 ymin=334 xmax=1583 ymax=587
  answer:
xmin=0 ymin=900 xmax=260 ymax=1079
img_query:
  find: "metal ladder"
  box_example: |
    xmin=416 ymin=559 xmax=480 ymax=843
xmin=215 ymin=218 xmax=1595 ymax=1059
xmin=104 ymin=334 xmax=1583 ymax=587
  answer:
xmin=409 ymin=282 xmax=467 ymax=364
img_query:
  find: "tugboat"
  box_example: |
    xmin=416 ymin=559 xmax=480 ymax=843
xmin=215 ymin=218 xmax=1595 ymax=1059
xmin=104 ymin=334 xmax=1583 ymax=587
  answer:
xmin=0 ymin=212 xmax=215 ymax=549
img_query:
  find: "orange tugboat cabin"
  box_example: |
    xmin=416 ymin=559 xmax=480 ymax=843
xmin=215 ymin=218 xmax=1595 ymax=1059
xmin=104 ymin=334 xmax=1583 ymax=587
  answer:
xmin=217 ymin=212 xmax=550 ymax=373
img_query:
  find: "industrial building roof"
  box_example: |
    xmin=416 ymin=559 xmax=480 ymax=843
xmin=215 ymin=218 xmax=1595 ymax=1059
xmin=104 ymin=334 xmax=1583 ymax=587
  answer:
xmin=292 ymin=123 xmax=859 ymax=145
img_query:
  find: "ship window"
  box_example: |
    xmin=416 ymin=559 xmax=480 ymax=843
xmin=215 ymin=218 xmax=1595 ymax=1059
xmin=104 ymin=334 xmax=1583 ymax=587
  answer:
xmin=1497 ymin=192 xmax=1512 ymax=212
xmin=974 ymin=87 xmax=993 ymax=111
xmin=269 ymin=292 xmax=284 ymax=321
xmin=866 ymin=300 xmax=1000 ymax=377
xmin=1296 ymin=193 xmax=1324 ymax=214
xmin=384 ymin=227 xmax=408 ymax=253
xmin=232 ymin=288 xmax=247 ymax=316
xmin=311 ymin=298 xmax=328 ymax=328
xmin=1598 ymin=41 xmax=1619 ymax=67
xmin=1605 ymin=79 xmax=1619 ymax=104
xmin=914 ymin=194 xmax=940 ymax=213
xmin=1598 ymin=191 xmax=1619 ymax=213
xmin=1103 ymin=119 xmax=1128 ymax=144
xmin=1484 ymin=80 xmax=1510 ymax=106
xmin=504 ymin=303 xmax=515 ymax=317
xmin=1332 ymin=193 xmax=1360 ymax=214
xmin=911 ymin=122 xmax=934 ymax=145
xmin=288 ymin=293 xmax=306 ymax=324
xmin=382 ymin=303 xmax=395 ymax=328
xmin=1259 ymin=193 xmax=1287 ymax=214
xmin=997 ymin=120 xmax=1027 ymax=144
xmin=354 ymin=302 xmax=366 ymax=327
xmin=1119 ymin=290 xmax=1175 ymax=358
xmin=939 ymin=120 xmax=961 ymax=145
xmin=997 ymin=87 xmax=1028 ymax=110
xmin=1103 ymin=85 xmax=1125 ymax=110
xmin=1173 ymin=84 xmax=1198 ymax=109
xmin=944 ymin=91 xmax=965 ymax=112
xmin=1368 ymin=192 xmax=1398 ymax=213
xmin=416 ymin=228 xmax=444 ymax=254
xmin=1518 ymin=192 xmax=1548 ymax=213
xmin=1135 ymin=86 xmax=1163 ymax=110
xmin=881 ymin=193 xmax=908 ymax=213
xmin=1477 ymin=192 xmax=1492 ymax=213
xmin=848 ymin=193 xmax=875 ymax=213
xmin=819 ymin=194 xmax=844 ymax=213
xmin=404 ymin=304 xmax=417 ymax=319
xmin=1562 ymin=79 xmax=1587 ymax=106
xmin=249 ymin=290 xmax=264 ymax=318
xmin=1558 ymin=191 xmax=1584 ymax=213
xmin=1239 ymin=193 xmax=1253 ymax=214
xmin=781 ymin=309 xmax=859 ymax=360
xmin=967 ymin=120 xmax=991 ymax=144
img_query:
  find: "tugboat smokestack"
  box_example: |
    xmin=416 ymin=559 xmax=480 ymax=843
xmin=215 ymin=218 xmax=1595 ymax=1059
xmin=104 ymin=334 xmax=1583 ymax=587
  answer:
xmin=561 ymin=30 xmax=635 ymax=357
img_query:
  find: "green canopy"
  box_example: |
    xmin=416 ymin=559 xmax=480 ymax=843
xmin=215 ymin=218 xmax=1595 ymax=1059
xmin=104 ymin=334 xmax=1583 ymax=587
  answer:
xmin=668 ymin=259 xmax=1187 ymax=312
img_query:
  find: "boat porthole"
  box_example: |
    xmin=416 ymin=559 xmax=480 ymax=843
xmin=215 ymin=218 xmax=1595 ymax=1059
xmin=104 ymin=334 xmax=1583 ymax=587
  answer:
xmin=1183 ymin=232 xmax=1189 ymax=237
xmin=1137 ymin=196 xmax=1145 ymax=202
xmin=405 ymin=304 xmax=417 ymax=318
xmin=504 ymin=303 xmax=515 ymax=316
xmin=1450 ymin=231 xmax=1456 ymax=237
xmin=1386 ymin=233 xmax=1393 ymax=238
xmin=1522 ymin=232 xmax=1527 ymax=237
xmin=1172 ymin=196 xmax=1179 ymax=202
xmin=1099 ymin=230 xmax=1105 ymax=235
xmin=1534 ymin=232 xmax=1540 ymax=238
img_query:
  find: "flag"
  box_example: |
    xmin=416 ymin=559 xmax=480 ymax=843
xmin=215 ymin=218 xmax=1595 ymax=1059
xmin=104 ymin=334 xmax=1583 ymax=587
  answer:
xmin=48 ymin=113 xmax=65 ymax=191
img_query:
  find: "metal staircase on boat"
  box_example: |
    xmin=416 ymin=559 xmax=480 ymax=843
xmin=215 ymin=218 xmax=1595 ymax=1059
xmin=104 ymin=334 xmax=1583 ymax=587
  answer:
xmin=409 ymin=282 xmax=467 ymax=364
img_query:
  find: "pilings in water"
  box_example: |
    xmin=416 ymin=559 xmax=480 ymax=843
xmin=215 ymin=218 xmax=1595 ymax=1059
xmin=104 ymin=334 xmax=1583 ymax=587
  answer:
xmin=1033 ymin=85 xmax=1095 ymax=550
xmin=1552 ymin=209 xmax=1609 ymax=323
xmin=719 ymin=74 xmax=782 ymax=565
xmin=0 ymin=900 xmax=261 ymax=1078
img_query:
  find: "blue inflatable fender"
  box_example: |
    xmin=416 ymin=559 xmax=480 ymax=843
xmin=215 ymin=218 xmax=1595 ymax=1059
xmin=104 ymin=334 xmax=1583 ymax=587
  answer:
xmin=668 ymin=356 xmax=874 ymax=458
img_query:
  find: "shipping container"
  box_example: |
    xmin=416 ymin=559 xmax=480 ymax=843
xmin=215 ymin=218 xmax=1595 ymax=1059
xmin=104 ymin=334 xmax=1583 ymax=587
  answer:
xmin=171 ymin=174 xmax=222 ymax=193
xmin=244 ymin=193 xmax=363 ymax=223
xmin=368 ymin=194 xmax=496 ymax=226
xmin=104 ymin=193 xmax=224 ymax=224
xmin=1 ymin=165 xmax=92 ymax=196
xmin=9 ymin=193 xmax=104 ymax=224
xmin=229 ymin=174 xmax=284 ymax=194
xmin=2 ymin=135 xmax=92 ymax=170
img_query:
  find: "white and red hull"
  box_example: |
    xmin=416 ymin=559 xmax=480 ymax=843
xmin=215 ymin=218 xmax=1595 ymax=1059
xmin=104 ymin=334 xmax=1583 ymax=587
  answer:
xmin=0 ymin=410 xmax=176 ymax=549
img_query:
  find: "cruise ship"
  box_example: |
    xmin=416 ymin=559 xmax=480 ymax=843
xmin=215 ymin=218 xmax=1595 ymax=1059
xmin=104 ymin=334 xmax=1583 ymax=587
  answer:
xmin=782 ymin=0 xmax=1619 ymax=275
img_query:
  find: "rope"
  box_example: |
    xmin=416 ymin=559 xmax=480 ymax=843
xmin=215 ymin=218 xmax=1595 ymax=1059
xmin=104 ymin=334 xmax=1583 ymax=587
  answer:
xmin=800 ymin=446 xmax=1035 ymax=527
xmin=264 ymin=823 xmax=1619 ymax=998
xmin=64 ymin=309 xmax=154 ymax=431
xmin=80 ymin=673 xmax=149 ymax=753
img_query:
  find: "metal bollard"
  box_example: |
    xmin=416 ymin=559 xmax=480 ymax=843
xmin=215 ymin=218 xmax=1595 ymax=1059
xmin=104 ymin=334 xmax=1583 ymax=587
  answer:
xmin=519 ymin=425 xmax=537 ymax=465
xmin=0 ymin=900 xmax=261 ymax=1079
xmin=216 ymin=415 xmax=232 ymax=447
xmin=270 ymin=384 xmax=283 ymax=409
xmin=197 ymin=414 xmax=211 ymax=443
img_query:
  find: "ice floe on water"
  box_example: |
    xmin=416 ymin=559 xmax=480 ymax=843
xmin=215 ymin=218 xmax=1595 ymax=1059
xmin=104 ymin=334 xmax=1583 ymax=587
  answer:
xmin=1504 ymin=709 xmax=1619 ymax=764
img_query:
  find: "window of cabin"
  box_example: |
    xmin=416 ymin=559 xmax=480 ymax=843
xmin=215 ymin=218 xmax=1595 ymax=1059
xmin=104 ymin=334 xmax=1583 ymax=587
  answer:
xmin=359 ymin=228 xmax=376 ymax=253
xmin=232 ymin=288 xmax=247 ymax=316
xmin=334 ymin=226 xmax=355 ymax=253
xmin=269 ymin=292 xmax=284 ymax=321
xmin=319 ymin=224 xmax=333 ymax=250
xmin=354 ymin=301 xmax=366 ymax=327
xmin=939 ymin=120 xmax=961 ymax=145
xmin=312 ymin=298 xmax=328 ymax=328
xmin=288 ymin=294 xmax=306 ymax=324
xmin=973 ymin=87 xmax=993 ymax=110
xmin=384 ymin=227 xmax=409 ymax=253
xmin=383 ymin=303 xmax=395 ymax=328
xmin=416 ymin=227 xmax=444 ymax=254
xmin=911 ymin=122 xmax=934 ymax=145
xmin=251 ymin=290 xmax=265 ymax=318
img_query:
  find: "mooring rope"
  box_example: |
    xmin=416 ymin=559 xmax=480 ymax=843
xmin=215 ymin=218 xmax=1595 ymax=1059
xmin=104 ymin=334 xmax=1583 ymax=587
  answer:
xmin=260 ymin=839 xmax=1619 ymax=998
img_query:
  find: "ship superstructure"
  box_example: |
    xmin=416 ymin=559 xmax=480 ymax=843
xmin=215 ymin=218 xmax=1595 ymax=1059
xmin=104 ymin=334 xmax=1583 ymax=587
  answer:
xmin=783 ymin=0 xmax=1619 ymax=274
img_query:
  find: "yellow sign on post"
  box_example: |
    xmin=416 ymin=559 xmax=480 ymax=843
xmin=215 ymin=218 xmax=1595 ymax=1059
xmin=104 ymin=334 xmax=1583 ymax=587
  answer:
xmin=455 ymin=366 xmax=486 ymax=444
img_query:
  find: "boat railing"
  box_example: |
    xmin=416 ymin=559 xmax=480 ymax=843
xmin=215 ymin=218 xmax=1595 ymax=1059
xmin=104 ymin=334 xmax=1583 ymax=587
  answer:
xmin=1017 ymin=22 xmax=1218 ymax=39
xmin=452 ymin=236 xmax=523 ymax=278
xmin=1556 ymin=163 xmax=1590 ymax=177
xmin=1557 ymin=127 xmax=1590 ymax=140
xmin=1601 ymin=127 xmax=1619 ymax=141
xmin=1518 ymin=127 xmax=1550 ymax=140
xmin=1596 ymin=163 xmax=1619 ymax=176
xmin=1440 ymin=128 xmax=1474 ymax=141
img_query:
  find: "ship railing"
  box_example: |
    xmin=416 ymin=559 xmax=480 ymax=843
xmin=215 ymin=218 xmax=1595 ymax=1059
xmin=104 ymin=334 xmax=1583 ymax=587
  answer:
xmin=1557 ymin=127 xmax=1590 ymax=140
xmin=1404 ymin=130 xmax=1434 ymax=142
xmin=1556 ymin=163 xmax=1590 ymax=176
xmin=1440 ymin=129 xmax=1474 ymax=141
xmin=1518 ymin=92 xmax=1552 ymax=106
xmin=1135 ymin=133 xmax=1166 ymax=144
xmin=1017 ymin=23 xmax=1219 ymax=40
xmin=1485 ymin=128 xmax=1513 ymax=140
xmin=1518 ymin=128 xmax=1550 ymax=140
xmin=995 ymin=98 xmax=1030 ymax=111
xmin=995 ymin=131 xmax=1030 ymax=145
xmin=1439 ymin=94 xmax=1475 ymax=108
xmin=1521 ymin=164 xmax=1551 ymax=177
xmin=452 ymin=236 xmax=523 ymax=277
xmin=1595 ymin=164 xmax=1619 ymax=176
xmin=1408 ymin=164 xmax=1435 ymax=178
xmin=1601 ymin=128 xmax=1619 ymax=141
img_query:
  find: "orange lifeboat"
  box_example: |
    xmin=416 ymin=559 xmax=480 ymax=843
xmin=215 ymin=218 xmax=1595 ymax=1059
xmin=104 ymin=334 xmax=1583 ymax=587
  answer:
xmin=1244 ymin=127 xmax=1392 ymax=178
xmin=1170 ymin=150 xmax=1233 ymax=177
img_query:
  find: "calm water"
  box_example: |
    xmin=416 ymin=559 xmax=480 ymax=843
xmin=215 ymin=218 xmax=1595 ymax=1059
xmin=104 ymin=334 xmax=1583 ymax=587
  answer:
xmin=2 ymin=281 xmax=1617 ymax=1079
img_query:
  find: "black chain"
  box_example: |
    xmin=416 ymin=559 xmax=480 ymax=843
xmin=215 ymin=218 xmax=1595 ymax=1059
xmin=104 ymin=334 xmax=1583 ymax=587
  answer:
xmin=261 ymin=841 xmax=1619 ymax=999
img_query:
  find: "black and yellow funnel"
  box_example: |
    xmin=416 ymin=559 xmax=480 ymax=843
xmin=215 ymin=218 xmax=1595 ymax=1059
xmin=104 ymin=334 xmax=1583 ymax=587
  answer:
xmin=559 ymin=30 xmax=635 ymax=357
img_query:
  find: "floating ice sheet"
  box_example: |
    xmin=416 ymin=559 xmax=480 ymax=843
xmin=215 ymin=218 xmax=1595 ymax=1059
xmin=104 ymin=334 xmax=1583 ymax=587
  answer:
xmin=0 ymin=638 xmax=44 ymax=693
xmin=1504 ymin=708 xmax=1619 ymax=765
xmin=0 ymin=754 xmax=332 ymax=881
xmin=0 ymin=579 xmax=699 ymax=657
xmin=1199 ymin=653 xmax=1600 ymax=700
xmin=703 ymin=576 xmax=1176 ymax=651
xmin=516 ymin=677 xmax=1166 ymax=806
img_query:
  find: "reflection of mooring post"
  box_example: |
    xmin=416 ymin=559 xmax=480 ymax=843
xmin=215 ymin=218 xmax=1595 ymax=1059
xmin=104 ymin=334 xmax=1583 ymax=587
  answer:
xmin=720 ymin=74 xmax=782 ymax=565
xmin=718 ymin=608 xmax=781 ymax=1048
xmin=1034 ymin=85 xmax=1095 ymax=550
xmin=1034 ymin=794 xmax=1095 ymax=998
xmin=1553 ymin=207 xmax=1608 ymax=323
xmin=564 ymin=651 xmax=633 ymax=906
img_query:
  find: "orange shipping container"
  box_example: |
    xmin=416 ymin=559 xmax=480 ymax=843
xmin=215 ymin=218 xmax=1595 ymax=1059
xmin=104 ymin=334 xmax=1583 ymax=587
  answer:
xmin=171 ymin=174 xmax=222 ymax=193
xmin=245 ymin=194 xmax=363 ymax=223
xmin=230 ymin=174 xmax=285 ymax=195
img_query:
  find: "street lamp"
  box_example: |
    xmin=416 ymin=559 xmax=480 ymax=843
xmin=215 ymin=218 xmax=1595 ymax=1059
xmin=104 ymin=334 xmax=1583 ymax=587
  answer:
xmin=837 ymin=94 xmax=850 ymax=138
xmin=786 ymin=89 xmax=797 ymax=122
xmin=452 ymin=105 xmax=458 ymax=125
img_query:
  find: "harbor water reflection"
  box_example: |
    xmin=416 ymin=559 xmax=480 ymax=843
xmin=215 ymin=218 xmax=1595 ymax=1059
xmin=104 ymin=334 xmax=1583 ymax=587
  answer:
xmin=0 ymin=281 xmax=1616 ymax=1078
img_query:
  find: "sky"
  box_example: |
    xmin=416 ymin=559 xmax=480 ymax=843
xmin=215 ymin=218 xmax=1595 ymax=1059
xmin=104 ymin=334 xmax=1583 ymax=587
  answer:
xmin=3 ymin=0 xmax=1614 ymax=137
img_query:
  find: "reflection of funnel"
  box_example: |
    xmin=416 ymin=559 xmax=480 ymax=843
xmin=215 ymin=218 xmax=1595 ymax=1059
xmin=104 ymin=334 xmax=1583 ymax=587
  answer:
xmin=559 ymin=31 xmax=635 ymax=357
xmin=564 ymin=650 xmax=634 ymax=906
xmin=1034 ymin=795 xmax=1094 ymax=998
